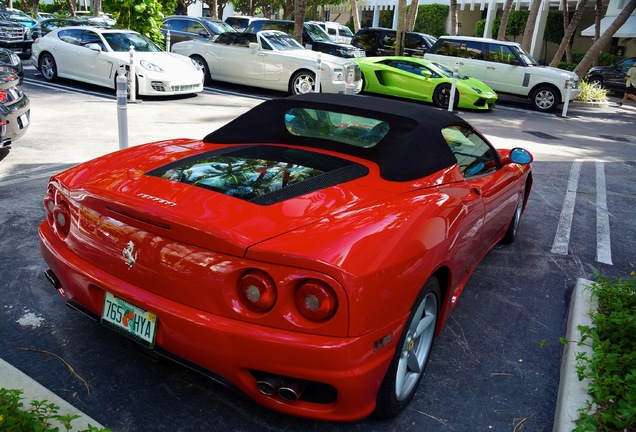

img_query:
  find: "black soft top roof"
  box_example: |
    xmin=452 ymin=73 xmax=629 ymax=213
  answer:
xmin=204 ymin=93 xmax=468 ymax=181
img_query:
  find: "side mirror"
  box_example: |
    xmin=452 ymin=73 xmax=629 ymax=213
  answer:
xmin=509 ymin=148 xmax=533 ymax=164
xmin=420 ymin=69 xmax=432 ymax=79
xmin=248 ymin=42 xmax=259 ymax=51
xmin=86 ymin=43 xmax=102 ymax=52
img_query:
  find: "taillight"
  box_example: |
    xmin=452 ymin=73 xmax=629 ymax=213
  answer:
xmin=0 ymin=90 xmax=6 ymax=103
xmin=43 ymin=188 xmax=56 ymax=225
xmin=53 ymin=200 xmax=71 ymax=238
xmin=239 ymin=270 xmax=277 ymax=312
xmin=295 ymin=280 xmax=337 ymax=321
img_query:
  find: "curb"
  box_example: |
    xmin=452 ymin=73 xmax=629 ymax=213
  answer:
xmin=0 ymin=358 xmax=105 ymax=431
xmin=552 ymin=278 xmax=596 ymax=432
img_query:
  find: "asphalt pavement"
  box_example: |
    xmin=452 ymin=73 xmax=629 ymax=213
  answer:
xmin=1 ymin=76 xmax=635 ymax=432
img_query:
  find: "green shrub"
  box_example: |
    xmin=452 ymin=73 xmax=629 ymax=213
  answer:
xmin=574 ymin=273 xmax=636 ymax=431
xmin=575 ymin=80 xmax=609 ymax=103
xmin=0 ymin=388 xmax=111 ymax=432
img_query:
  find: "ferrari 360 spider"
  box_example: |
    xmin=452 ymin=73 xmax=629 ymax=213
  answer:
xmin=39 ymin=93 xmax=532 ymax=421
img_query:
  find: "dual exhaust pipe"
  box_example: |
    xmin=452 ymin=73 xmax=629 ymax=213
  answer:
xmin=256 ymin=374 xmax=307 ymax=402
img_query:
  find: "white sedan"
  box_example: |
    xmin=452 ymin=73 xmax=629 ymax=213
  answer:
xmin=31 ymin=27 xmax=204 ymax=97
xmin=171 ymin=30 xmax=362 ymax=95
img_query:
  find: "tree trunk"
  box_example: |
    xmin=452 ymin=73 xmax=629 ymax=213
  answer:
xmin=293 ymin=0 xmax=307 ymax=45
xmin=549 ymin=0 xmax=587 ymax=67
xmin=395 ymin=0 xmax=406 ymax=56
xmin=521 ymin=0 xmax=542 ymax=52
xmin=350 ymin=0 xmax=361 ymax=32
xmin=449 ymin=0 xmax=458 ymax=35
xmin=593 ymin=0 xmax=602 ymax=66
xmin=574 ymin=0 xmax=636 ymax=78
xmin=33 ymin=0 xmax=40 ymax=16
xmin=67 ymin=0 xmax=76 ymax=16
xmin=406 ymin=0 xmax=418 ymax=31
xmin=497 ymin=0 xmax=514 ymax=40
xmin=561 ymin=0 xmax=573 ymax=62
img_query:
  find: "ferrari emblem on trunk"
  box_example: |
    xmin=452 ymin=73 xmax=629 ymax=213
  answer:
xmin=122 ymin=241 xmax=138 ymax=270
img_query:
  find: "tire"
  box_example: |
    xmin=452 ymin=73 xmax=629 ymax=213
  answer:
xmin=191 ymin=55 xmax=211 ymax=84
xmin=375 ymin=277 xmax=440 ymax=418
xmin=501 ymin=184 xmax=527 ymax=244
xmin=588 ymin=76 xmax=603 ymax=88
xmin=290 ymin=70 xmax=316 ymax=95
xmin=530 ymin=85 xmax=560 ymax=112
xmin=40 ymin=53 xmax=57 ymax=82
xmin=432 ymin=83 xmax=458 ymax=109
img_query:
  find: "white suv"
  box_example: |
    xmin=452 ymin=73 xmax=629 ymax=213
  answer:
xmin=425 ymin=36 xmax=580 ymax=112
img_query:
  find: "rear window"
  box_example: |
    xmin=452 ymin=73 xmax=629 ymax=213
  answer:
xmin=148 ymin=146 xmax=368 ymax=204
xmin=284 ymin=108 xmax=389 ymax=148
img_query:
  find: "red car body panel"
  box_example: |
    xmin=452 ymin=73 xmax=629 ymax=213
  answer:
xmin=38 ymin=94 xmax=532 ymax=421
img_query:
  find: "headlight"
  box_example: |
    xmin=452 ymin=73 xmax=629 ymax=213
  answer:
xmin=9 ymin=53 xmax=20 ymax=66
xmin=140 ymin=60 xmax=163 ymax=72
xmin=333 ymin=69 xmax=344 ymax=81
xmin=471 ymin=87 xmax=483 ymax=94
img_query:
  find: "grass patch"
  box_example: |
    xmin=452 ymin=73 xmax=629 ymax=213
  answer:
xmin=0 ymin=388 xmax=111 ymax=431
xmin=574 ymin=273 xmax=636 ymax=432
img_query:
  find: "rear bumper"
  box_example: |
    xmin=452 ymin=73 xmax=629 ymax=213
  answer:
xmin=38 ymin=221 xmax=401 ymax=421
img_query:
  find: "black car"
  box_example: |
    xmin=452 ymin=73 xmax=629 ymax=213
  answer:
xmin=32 ymin=17 xmax=87 ymax=38
xmin=585 ymin=57 xmax=636 ymax=95
xmin=0 ymin=19 xmax=32 ymax=58
xmin=244 ymin=19 xmax=365 ymax=58
xmin=351 ymin=27 xmax=436 ymax=57
xmin=0 ymin=69 xmax=30 ymax=147
xmin=0 ymin=46 xmax=23 ymax=82
xmin=161 ymin=15 xmax=234 ymax=46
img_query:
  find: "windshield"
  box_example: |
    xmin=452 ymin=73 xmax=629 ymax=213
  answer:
xmin=260 ymin=31 xmax=303 ymax=51
xmin=103 ymin=32 xmax=162 ymax=52
xmin=305 ymin=23 xmax=332 ymax=42
xmin=511 ymin=45 xmax=537 ymax=66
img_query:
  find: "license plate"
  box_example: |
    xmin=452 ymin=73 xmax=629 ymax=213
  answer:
xmin=18 ymin=113 xmax=29 ymax=128
xmin=101 ymin=292 xmax=157 ymax=348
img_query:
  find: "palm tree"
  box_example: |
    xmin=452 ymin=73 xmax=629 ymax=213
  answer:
xmin=351 ymin=0 xmax=361 ymax=32
xmin=293 ymin=0 xmax=308 ymax=44
xmin=406 ymin=0 xmax=418 ymax=31
xmin=449 ymin=0 xmax=458 ymax=35
xmin=549 ymin=0 xmax=588 ymax=67
xmin=574 ymin=0 xmax=636 ymax=78
xmin=497 ymin=0 xmax=515 ymax=40
xmin=521 ymin=0 xmax=542 ymax=52
xmin=395 ymin=0 xmax=407 ymax=56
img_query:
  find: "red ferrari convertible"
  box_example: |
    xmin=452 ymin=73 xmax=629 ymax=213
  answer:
xmin=39 ymin=93 xmax=533 ymax=421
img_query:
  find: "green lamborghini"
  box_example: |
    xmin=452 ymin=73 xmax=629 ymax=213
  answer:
xmin=354 ymin=56 xmax=498 ymax=110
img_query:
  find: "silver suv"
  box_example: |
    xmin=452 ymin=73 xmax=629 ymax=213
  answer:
xmin=425 ymin=36 xmax=580 ymax=112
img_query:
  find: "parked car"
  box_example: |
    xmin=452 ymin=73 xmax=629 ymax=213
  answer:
xmin=351 ymin=27 xmax=437 ymax=57
xmin=31 ymin=27 xmax=204 ymax=97
xmin=38 ymin=92 xmax=533 ymax=421
xmin=224 ymin=15 xmax=259 ymax=31
xmin=0 ymin=19 xmax=33 ymax=57
xmin=171 ymin=30 xmax=362 ymax=94
xmin=32 ymin=17 xmax=87 ymax=38
xmin=0 ymin=46 xmax=24 ymax=82
xmin=0 ymin=70 xmax=30 ymax=147
xmin=0 ymin=8 xmax=37 ymax=28
xmin=584 ymin=57 xmax=636 ymax=95
xmin=424 ymin=35 xmax=580 ymax=112
xmin=356 ymin=56 xmax=497 ymax=110
xmin=310 ymin=21 xmax=354 ymax=43
xmin=161 ymin=15 xmax=234 ymax=46
xmin=245 ymin=19 xmax=365 ymax=58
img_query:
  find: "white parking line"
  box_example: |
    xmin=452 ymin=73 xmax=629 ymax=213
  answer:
xmin=595 ymin=162 xmax=612 ymax=265
xmin=551 ymin=161 xmax=581 ymax=255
